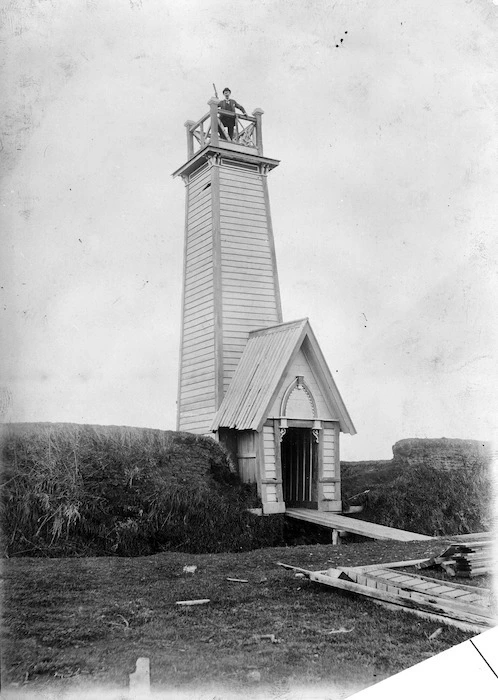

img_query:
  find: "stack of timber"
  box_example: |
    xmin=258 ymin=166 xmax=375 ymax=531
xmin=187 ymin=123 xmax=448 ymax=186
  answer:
xmin=416 ymin=534 xmax=494 ymax=578
xmin=278 ymin=559 xmax=496 ymax=633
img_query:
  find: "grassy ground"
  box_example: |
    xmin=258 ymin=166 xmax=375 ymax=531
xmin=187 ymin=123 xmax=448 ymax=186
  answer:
xmin=3 ymin=538 xmax=490 ymax=699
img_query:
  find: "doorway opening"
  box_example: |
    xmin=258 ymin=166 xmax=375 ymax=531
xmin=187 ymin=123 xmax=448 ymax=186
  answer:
xmin=281 ymin=427 xmax=318 ymax=509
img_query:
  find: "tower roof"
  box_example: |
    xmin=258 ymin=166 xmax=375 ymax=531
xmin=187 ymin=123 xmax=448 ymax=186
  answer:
xmin=210 ymin=319 xmax=356 ymax=434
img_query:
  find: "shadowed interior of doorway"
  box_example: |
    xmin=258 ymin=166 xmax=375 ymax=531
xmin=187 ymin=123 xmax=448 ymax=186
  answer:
xmin=281 ymin=427 xmax=318 ymax=509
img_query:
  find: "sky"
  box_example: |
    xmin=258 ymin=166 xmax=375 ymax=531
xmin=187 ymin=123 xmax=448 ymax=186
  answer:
xmin=2 ymin=0 xmax=497 ymax=460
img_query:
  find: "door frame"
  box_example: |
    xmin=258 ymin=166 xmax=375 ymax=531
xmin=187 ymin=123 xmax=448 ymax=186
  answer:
xmin=279 ymin=418 xmax=322 ymax=509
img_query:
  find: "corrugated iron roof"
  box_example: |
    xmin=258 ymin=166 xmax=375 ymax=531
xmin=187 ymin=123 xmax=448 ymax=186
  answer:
xmin=210 ymin=318 xmax=356 ymax=434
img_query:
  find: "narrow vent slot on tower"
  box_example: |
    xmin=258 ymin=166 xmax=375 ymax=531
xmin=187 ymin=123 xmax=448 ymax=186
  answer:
xmin=189 ymin=163 xmax=209 ymax=183
xmin=220 ymin=159 xmax=259 ymax=172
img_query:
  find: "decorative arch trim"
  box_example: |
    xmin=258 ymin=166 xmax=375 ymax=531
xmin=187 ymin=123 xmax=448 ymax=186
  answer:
xmin=280 ymin=375 xmax=317 ymax=419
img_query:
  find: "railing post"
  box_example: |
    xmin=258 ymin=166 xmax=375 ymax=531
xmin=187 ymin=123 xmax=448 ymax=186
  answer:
xmin=185 ymin=120 xmax=195 ymax=159
xmin=208 ymin=97 xmax=219 ymax=148
xmin=252 ymin=108 xmax=264 ymax=155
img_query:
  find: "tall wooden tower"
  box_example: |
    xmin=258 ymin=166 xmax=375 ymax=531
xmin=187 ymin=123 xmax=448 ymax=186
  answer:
xmin=174 ymin=98 xmax=282 ymax=434
xmin=174 ymin=97 xmax=356 ymax=515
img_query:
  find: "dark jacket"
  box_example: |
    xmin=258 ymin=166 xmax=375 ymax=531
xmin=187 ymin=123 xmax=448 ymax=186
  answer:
xmin=218 ymin=98 xmax=246 ymax=116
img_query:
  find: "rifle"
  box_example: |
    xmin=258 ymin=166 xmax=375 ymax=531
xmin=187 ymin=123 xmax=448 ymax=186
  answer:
xmin=213 ymin=83 xmax=219 ymax=99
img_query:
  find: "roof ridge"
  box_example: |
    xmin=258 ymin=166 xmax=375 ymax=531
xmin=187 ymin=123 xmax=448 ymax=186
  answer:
xmin=249 ymin=317 xmax=309 ymax=336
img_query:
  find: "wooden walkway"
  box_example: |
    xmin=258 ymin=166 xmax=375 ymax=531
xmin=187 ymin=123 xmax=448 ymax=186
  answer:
xmin=285 ymin=508 xmax=433 ymax=541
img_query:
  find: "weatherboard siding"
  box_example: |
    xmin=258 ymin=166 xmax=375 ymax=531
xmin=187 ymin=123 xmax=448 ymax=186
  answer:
xmin=178 ymin=165 xmax=216 ymax=433
xmin=320 ymin=424 xmax=338 ymax=502
xmin=263 ymin=425 xmax=277 ymax=480
xmin=322 ymin=426 xmax=336 ymax=479
xmin=321 ymin=483 xmax=336 ymax=500
xmin=219 ymin=162 xmax=281 ymax=394
xmin=263 ymin=484 xmax=278 ymax=503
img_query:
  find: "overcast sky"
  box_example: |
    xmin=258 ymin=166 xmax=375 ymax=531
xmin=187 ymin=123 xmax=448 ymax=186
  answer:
xmin=2 ymin=0 xmax=497 ymax=459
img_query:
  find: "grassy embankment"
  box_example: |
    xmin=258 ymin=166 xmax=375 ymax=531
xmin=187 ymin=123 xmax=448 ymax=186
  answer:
xmin=1 ymin=424 xmax=493 ymax=558
xmin=0 ymin=422 xmax=284 ymax=558
xmin=341 ymin=450 xmax=493 ymax=537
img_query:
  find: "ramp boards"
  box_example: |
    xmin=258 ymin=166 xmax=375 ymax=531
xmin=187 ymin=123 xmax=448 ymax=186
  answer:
xmin=285 ymin=508 xmax=433 ymax=541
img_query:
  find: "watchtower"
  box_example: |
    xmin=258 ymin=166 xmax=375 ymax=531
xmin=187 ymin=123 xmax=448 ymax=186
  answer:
xmin=174 ymin=97 xmax=355 ymax=514
xmin=173 ymin=99 xmax=282 ymax=434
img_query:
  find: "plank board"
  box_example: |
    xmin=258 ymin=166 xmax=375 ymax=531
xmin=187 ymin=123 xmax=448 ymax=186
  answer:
xmin=283 ymin=563 xmax=497 ymax=633
xmin=343 ymin=569 xmax=489 ymax=608
xmin=309 ymin=570 xmax=494 ymax=627
xmin=446 ymin=532 xmax=491 ymax=543
xmin=343 ymin=565 xmax=493 ymax=599
xmin=285 ymin=508 xmax=433 ymax=541
xmin=221 ymin=262 xmax=274 ymax=276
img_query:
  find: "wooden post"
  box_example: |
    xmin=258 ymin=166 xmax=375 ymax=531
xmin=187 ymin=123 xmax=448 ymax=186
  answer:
xmin=332 ymin=529 xmax=339 ymax=546
xmin=208 ymin=98 xmax=219 ymax=147
xmin=252 ymin=108 xmax=264 ymax=155
xmin=273 ymin=419 xmax=285 ymax=505
xmin=335 ymin=422 xmax=342 ymax=511
xmin=184 ymin=120 xmax=195 ymax=159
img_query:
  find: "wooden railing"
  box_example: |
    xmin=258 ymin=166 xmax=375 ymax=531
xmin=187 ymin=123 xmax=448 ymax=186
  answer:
xmin=185 ymin=98 xmax=264 ymax=159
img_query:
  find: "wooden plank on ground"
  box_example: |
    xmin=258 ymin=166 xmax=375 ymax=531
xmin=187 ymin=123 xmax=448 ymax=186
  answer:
xmin=402 ymin=570 xmax=491 ymax=596
xmin=439 ymin=589 xmax=482 ymax=601
xmin=372 ymin=600 xmax=489 ymax=635
xmin=280 ymin=560 xmax=495 ymax=632
xmin=308 ymin=570 xmax=495 ymax=627
xmin=349 ymin=559 xmax=430 ymax=571
xmin=341 ymin=570 xmax=492 ymax=617
xmin=342 ymin=568 xmax=489 ymax=605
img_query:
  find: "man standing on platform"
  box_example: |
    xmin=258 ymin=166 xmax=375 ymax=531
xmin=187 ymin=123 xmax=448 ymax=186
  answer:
xmin=218 ymin=87 xmax=246 ymax=140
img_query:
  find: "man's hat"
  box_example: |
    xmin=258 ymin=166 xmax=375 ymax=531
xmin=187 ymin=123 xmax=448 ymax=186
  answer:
xmin=223 ymin=87 xmax=231 ymax=93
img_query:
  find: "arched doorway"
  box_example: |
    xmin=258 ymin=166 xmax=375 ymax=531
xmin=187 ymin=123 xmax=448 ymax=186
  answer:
xmin=280 ymin=376 xmax=319 ymax=509
xmin=281 ymin=426 xmax=318 ymax=508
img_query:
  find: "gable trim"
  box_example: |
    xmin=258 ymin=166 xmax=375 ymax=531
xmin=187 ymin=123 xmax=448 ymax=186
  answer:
xmin=280 ymin=376 xmax=317 ymax=419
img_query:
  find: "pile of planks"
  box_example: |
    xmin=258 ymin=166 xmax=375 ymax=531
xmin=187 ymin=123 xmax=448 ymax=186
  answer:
xmin=416 ymin=534 xmax=494 ymax=578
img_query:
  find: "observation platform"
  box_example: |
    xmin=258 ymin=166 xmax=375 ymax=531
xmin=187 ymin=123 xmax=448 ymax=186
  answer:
xmin=172 ymin=97 xmax=279 ymax=179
